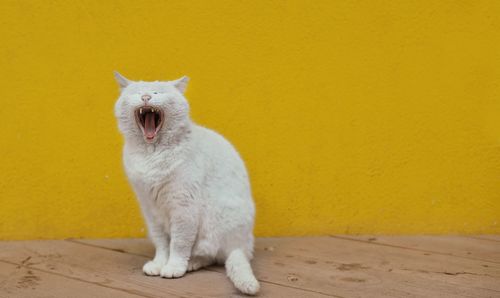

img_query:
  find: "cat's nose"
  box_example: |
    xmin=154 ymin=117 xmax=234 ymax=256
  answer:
xmin=141 ymin=94 xmax=152 ymax=102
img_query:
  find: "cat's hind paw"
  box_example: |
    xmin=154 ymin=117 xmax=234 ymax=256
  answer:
xmin=187 ymin=257 xmax=213 ymax=272
xmin=160 ymin=262 xmax=187 ymax=278
xmin=143 ymin=260 xmax=163 ymax=276
xmin=187 ymin=259 xmax=203 ymax=272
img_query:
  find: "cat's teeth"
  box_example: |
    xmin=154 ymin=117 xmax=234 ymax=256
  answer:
xmin=140 ymin=108 xmax=143 ymax=114
xmin=151 ymin=108 xmax=154 ymax=112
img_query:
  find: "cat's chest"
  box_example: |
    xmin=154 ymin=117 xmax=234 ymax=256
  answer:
xmin=123 ymin=149 xmax=179 ymax=187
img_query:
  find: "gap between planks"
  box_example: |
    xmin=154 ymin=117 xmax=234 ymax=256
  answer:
xmin=467 ymin=236 xmax=500 ymax=243
xmin=330 ymin=235 xmax=500 ymax=265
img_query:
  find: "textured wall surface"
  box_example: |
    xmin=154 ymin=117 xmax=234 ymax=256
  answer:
xmin=1 ymin=1 xmax=499 ymax=240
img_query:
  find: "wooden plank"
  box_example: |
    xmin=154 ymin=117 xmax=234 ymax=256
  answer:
xmin=0 ymin=240 xmax=332 ymax=298
xmin=79 ymin=237 xmax=500 ymax=298
xmin=0 ymin=260 xmax=141 ymax=298
xmin=338 ymin=235 xmax=500 ymax=263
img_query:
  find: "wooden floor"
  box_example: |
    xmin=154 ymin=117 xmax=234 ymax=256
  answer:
xmin=0 ymin=236 xmax=499 ymax=297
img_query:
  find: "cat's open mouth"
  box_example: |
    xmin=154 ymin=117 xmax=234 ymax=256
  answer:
xmin=134 ymin=106 xmax=164 ymax=143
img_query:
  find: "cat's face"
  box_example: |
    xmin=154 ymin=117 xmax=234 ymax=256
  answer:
xmin=113 ymin=72 xmax=190 ymax=144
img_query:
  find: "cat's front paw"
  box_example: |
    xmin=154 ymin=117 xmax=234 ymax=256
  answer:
xmin=160 ymin=261 xmax=188 ymax=278
xmin=143 ymin=260 xmax=164 ymax=276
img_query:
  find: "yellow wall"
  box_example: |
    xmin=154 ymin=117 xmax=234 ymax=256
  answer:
xmin=1 ymin=1 xmax=499 ymax=240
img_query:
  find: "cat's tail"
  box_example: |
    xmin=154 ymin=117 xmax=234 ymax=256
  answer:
xmin=225 ymin=249 xmax=260 ymax=295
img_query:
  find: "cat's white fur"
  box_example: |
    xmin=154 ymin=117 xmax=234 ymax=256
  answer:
xmin=113 ymin=72 xmax=259 ymax=295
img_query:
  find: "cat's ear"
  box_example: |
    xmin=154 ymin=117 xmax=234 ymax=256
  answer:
xmin=172 ymin=76 xmax=189 ymax=94
xmin=114 ymin=71 xmax=132 ymax=90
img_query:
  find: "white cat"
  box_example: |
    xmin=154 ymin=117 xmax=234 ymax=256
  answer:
xmin=113 ymin=72 xmax=260 ymax=295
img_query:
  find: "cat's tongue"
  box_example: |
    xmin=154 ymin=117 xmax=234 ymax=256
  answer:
xmin=145 ymin=112 xmax=156 ymax=139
